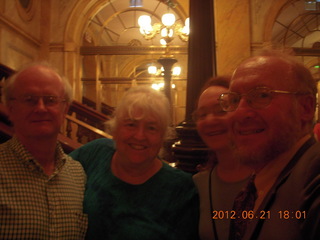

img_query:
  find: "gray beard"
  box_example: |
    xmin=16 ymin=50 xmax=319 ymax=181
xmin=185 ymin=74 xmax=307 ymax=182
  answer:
xmin=231 ymin=122 xmax=301 ymax=170
xmin=231 ymin=135 xmax=296 ymax=170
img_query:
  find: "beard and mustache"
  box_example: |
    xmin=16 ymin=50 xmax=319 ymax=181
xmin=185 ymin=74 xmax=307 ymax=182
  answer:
xmin=230 ymin=107 xmax=302 ymax=170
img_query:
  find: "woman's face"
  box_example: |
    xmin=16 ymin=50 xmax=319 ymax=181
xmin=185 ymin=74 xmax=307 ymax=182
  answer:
xmin=113 ymin=108 xmax=165 ymax=167
xmin=195 ymin=86 xmax=231 ymax=151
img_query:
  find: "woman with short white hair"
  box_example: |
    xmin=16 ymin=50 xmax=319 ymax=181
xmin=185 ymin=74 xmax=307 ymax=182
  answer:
xmin=70 ymin=86 xmax=199 ymax=240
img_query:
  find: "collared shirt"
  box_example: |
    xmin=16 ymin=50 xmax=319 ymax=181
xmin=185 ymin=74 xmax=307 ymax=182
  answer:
xmin=254 ymin=134 xmax=311 ymax=212
xmin=0 ymin=137 xmax=87 ymax=239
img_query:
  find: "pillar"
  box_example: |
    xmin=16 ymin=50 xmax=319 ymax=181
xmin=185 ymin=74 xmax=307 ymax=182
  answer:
xmin=172 ymin=0 xmax=216 ymax=173
xmin=158 ymin=57 xmax=177 ymax=105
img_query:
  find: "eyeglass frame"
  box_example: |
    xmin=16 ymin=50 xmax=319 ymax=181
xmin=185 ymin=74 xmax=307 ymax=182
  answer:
xmin=9 ymin=95 xmax=67 ymax=107
xmin=218 ymin=86 xmax=309 ymax=112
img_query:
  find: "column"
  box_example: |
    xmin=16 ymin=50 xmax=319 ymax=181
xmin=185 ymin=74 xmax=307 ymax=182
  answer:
xmin=172 ymin=0 xmax=216 ymax=173
xmin=157 ymin=57 xmax=177 ymax=105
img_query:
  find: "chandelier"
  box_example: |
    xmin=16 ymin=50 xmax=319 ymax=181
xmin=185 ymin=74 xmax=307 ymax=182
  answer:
xmin=148 ymin=64 xmax=180 ymax=91
xmin=138 ymin=3 xmax=189 ymax=46
xmin=148 ymin=65 xmax=181 ymax=76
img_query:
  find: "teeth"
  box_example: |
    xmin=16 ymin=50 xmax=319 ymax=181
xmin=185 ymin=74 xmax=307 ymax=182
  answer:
xmin=129 ymin=144 xmax=147 ymax=150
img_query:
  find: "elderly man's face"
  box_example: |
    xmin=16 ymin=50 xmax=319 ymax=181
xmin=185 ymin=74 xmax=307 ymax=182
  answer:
xmin=7 ymin=66 xmax=68 ymax=141
xmin=228 ymin=56 xmax=303 ymax=169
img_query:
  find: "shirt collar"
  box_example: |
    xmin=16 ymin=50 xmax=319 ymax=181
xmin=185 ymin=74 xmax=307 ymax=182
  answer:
xmin=9 ymin=136 xmax=66 ymax=176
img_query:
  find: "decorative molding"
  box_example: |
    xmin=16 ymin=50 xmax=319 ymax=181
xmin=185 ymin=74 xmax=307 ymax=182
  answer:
xmin=49 ymin=44 xmax=65 ymax=52
xmin=293 ymin=47 xmax=320 ymax=56
xmin=0 ymin=14 xmax=40 ymax=47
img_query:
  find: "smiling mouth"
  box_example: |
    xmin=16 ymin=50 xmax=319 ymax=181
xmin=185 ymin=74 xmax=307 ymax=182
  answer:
xmin=207 ymin=130 xmax=226 ymax=136
xmin=238 ymin=129 xmax=264 ymax=135
xmin=129 ymin=144 xmax=147 ymax=150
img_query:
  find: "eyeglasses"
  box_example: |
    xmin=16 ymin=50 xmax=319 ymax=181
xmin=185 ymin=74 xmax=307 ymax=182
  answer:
xmin=218 ymin=87 xmax=307 ymax=112
xmin=10 ymin=95 xmax=66 ymax=107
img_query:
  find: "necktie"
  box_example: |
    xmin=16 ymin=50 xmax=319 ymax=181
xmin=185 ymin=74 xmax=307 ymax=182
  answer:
xmin=229 ymin=174 xmax=257 ymax=240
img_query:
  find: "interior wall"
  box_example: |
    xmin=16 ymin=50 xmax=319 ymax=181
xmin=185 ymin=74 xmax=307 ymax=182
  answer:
xmin=0 ymin=0 xmax=41 ymax=70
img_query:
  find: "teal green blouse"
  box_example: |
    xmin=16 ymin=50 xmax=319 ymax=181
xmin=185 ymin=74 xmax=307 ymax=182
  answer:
xmin=70 ymin=138 xmax=199 ymax=240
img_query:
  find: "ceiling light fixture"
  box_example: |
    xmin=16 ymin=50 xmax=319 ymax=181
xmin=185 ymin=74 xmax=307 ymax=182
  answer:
xmin=138 ymin=1 xmax=189 ymax=46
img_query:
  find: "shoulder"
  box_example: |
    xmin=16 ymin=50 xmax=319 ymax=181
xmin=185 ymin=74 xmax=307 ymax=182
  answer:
xmin=80 ymin=138 xmax=114 ymax=150
xmin=63 ymin=154 xmax=86 ymax=177
xmin=160 ymin=163 xmax=195 ymax=186
xmin=65 ymin=154 xmax=85 ymax=171
xmin=69 ymin=138 xmax=115 ymax=169
xmin=267 ymin=140 xmax=320 ymax=238
xmin=192 ymin=169 xmax=211 ymax=189
xmin=162 ymin=162 xmax=192 ymax=177
xmin=0 ymin=140 xmax=10 ymax=154
xmin=0 ymin=141 xmax=14 ymax=166
xmin=193 ymin=169 xmax=211 ymax=182
xmin=293 ymin=140 xmax=320 ymax=183
xmin=70 ymin=138 xmax=114 ymax=158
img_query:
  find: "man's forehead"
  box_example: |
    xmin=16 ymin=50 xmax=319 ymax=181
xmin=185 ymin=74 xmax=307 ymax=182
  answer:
xmin=230 ymin=57 xmax=291 ymax=89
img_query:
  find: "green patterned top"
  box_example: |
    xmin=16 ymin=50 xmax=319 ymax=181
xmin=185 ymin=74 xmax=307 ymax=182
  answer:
xmin=70 ymin=138 xmax=200 ymax=240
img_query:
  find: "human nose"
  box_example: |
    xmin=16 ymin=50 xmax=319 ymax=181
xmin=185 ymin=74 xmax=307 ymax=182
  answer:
xmin=232 ymin=97 xmax=256 ymax=120
xmin=236 ymin=96 xmax=250 ymax=109
xmin=134 ymin=125 xmax=147 ymax=139
xmin=34 ymin=97 xmax=47 ymax=111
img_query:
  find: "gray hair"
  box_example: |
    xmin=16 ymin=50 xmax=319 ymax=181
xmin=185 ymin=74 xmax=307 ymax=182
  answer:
xmin=106 ymin=86 xmax=171 ymax=138
xmin=3 ymin=61 xmax=73 ymax=105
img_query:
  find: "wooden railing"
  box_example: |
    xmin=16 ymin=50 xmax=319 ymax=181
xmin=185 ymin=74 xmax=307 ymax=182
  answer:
xmin=82 ymin=96 xmax=115 ymax=116
xmin=65 ymin=100 xmax=113 ymax=145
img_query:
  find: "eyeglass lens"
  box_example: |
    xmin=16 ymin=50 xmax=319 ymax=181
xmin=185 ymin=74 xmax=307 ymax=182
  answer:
xmin=22 ymin=95 xmax=63 ymax=106
xmin=219 ymin=88 xmax=274 ymax=111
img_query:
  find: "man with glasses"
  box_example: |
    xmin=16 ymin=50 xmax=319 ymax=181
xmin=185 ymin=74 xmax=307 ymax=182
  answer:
xmin=0 ymin=63 xmax=87 ymax=239
xmin=218 ymin=51 xmax=320 ymax=240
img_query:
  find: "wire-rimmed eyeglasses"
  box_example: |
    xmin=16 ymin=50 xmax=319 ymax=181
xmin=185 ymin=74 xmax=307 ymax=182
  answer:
xmin=218 ymin=87 xmax=308 ymax=112
xmin=9 ymin=95 xmax=67 ymax=107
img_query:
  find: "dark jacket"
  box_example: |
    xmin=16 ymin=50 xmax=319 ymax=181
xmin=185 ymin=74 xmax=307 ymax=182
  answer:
xmin=244 ymin=137 xmax=320 ymax=240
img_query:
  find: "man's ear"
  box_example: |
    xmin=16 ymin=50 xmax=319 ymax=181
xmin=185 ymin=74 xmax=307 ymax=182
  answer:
xmin=299 ymin=95 xmax=315 ymax=122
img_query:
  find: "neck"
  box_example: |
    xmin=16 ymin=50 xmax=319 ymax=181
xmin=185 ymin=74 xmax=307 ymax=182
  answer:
xmin=111 ymin=153 xmax=162 ymax=185
xmin=215 ymin=150 xmax=253 ymax=182
xmin=16 ymin=135 xmax=57 ymax=176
